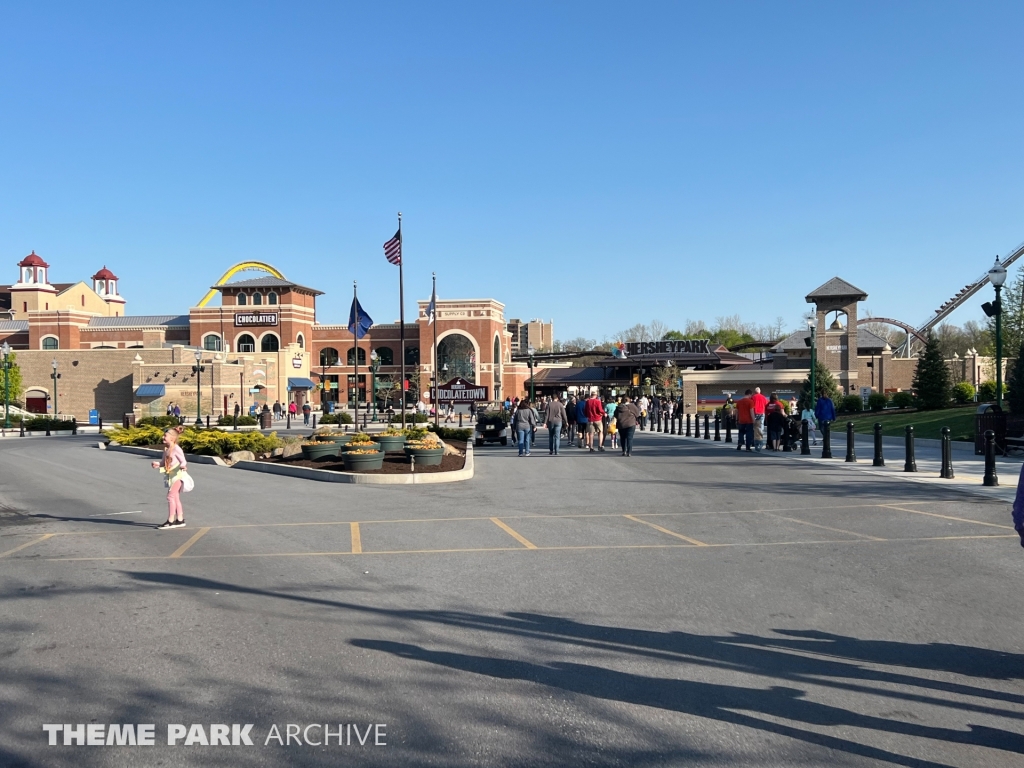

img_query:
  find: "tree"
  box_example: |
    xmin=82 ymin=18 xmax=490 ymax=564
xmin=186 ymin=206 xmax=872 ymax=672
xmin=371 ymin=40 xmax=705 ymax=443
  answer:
xmin=1007 ymin=341 xmax=1024 ymax=414
xmin=2 ymin=352 xmax=23 ymax=406
xmin=912 ymin=333 xmax=951 ymax=410
xmin=797 ymin=360 xmax=841 ymax=411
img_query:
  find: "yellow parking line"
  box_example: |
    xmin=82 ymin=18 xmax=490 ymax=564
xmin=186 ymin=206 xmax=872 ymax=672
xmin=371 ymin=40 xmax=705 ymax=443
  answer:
xmin=350 ymin=522 xmax=362 ymax=554
xmin=756 ymin=512 xmax=886 ymax=541
xmin=0 ymin=533 xmax=55 ymax=558
xmin=490 ymin=518 xmax=537 ymax=549
xmin=881 ymin=505 xmax=1014 ymax=530
xmin=169 ymin=528 xmax=210 ymax=559
xmin=624 ymin=515 xmax=708 ymax=546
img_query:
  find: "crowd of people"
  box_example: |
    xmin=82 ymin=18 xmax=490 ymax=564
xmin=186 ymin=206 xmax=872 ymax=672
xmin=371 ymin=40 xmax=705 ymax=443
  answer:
xmin=497 ymin=387 xmax=837 ymax=458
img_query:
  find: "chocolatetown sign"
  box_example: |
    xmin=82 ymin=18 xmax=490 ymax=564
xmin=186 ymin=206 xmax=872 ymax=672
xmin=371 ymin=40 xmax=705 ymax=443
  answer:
xmin=434 ymin=377 xmax=488 ymax=402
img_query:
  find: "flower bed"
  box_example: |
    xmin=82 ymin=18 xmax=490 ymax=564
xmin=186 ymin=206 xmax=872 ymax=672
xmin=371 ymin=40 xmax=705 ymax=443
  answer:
xmin=257 ymin=440 xmax=467 ymax=474
xmin=103 ymin=425 xmax=281 ymax=456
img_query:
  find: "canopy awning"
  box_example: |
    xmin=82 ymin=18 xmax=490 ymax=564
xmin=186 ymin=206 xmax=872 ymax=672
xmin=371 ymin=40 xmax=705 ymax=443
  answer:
xmin=135 ymin=384 xmax=166 ymax=397
xmin=287 ymin=377 xmax=317 ymax=390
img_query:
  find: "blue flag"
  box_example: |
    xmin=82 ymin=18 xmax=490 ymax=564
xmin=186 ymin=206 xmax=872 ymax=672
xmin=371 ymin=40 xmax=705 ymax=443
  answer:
xmin=426 ymin=283 xmax=436 ymax=325
xmin=348 ymin=297 xmax=373 ymax=339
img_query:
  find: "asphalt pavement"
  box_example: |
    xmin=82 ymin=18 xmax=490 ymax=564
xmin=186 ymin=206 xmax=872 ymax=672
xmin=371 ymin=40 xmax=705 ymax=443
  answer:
xmin=1 ymin=430 xmax=1022 ymax=767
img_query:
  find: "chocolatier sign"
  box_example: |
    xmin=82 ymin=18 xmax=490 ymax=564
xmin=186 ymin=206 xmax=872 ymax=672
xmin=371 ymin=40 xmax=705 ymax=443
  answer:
xmin=435 ymin=377 xmax=488 ymax=402
xmin=234 ymin=312 xmax=279 ymax=327
xmin=625 ymin=339 xmax=710 ymax=356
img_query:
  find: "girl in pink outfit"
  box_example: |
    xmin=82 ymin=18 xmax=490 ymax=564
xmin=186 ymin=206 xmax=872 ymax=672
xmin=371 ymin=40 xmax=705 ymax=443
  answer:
xmin=151 ymin=427 xmax=188 ymax=530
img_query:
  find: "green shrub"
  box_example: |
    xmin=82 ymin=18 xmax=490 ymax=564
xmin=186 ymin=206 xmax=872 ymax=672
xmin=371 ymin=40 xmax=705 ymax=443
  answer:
xmin=403 ymin=426 xmax=429 ymax=440
xmin=216 ymin=415 xmax=258 ymax=426
xmin=319 ymin=411 xmax=354 ymax=425
xmin=137 ymin=415 xmax=180 ymax=429
xmin=427 ymin=425 xmax=472 ymax=441
xmin=951 ymin=381 xmax=975 ymax=405
xmin=891 ymin=391 xmax=914 ymax=409
xmin=867 ymin=393 xmax=888 ymax=412
xmin=103 ymin=426 xmax=281 ymax=455
xmin=977 ymin=380 xmax=1004 ymax=402
xmin=840 ymin=395 xmax=863 ymax=413
xmin=104 ymin=424 xmax=165 ymax=446
xmin=25 ymin=416 xmax=74 ymax=431
xmin=387 ymin=412 xmax=428 ymax=424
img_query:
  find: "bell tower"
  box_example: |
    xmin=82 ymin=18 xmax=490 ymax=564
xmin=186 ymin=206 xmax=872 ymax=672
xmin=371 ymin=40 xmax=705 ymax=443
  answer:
xmin=92 ymin=266 xmax=127 ymax=314
xmin=10 ymin=251 xmax=56 ymax=319
xmin=805 ymin=277 xmax=868 ymax=396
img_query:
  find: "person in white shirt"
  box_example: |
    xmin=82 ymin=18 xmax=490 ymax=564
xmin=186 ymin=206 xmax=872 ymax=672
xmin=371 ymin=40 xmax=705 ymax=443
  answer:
xmin=800 ymin=407 xmax=819 ymax=446
xmin=638 ymin=395 xmax=650 ymax=430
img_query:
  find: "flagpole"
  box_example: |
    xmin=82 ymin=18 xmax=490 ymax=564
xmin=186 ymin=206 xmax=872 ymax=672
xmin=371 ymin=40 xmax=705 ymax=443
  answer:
xmin=398 ymin=212 xmax=406 ymax=428
xmin=353 ymin=280 xmax=359 ymax=429
xmin=432 ymin=272 xmax=438 ymax=428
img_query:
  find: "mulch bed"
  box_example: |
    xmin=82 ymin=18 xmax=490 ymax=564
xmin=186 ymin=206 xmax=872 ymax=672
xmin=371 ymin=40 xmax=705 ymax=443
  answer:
xmin=256 ymin=440 xmax=467 ymax=474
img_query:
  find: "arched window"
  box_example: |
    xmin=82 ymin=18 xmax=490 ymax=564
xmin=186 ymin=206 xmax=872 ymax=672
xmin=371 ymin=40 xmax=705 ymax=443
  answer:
xmin=252 ymin=292 xmax=263 ymax=306
xmin=405 ymin=347 xmax=420 ymax=365
xmin=237 ymin=334 xmax=256 ymax=353
xmin=296 ymin=333 xmax=305 ymax=349
xmin=203 ymin=334 xmax=222 ymax=351
xmin=238 ymin=293 xmax=248 ymax=305
xmin=261 ymin=334 xmax=279 ymax=353
xmin=42 ymin=337 xmax=59 ymax=350
xmin=320 ymin=347 xmax=339 ymax=366
xmin=347 ymin=347 xmax=367 ymax=365
xmin=374 ymin=347 xmax=393 ymax=365
xmin=268 ymin=292 xmax=278 ymax=305
xmin=437 ymin=333 xmax=476 ymax=382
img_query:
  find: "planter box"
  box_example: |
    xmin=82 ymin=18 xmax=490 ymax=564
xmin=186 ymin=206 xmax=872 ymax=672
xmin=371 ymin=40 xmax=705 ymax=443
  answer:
xmin=300 ymin=442 xmax=341 ymax=460
xmin=320 ymin=435 xmax=352 ymax=445
xmin=404 ymin=446 xmax=445 ymax=466
xmin=343 ymin=451 xmax=385 ymax=471
xmin=342 ymin=442 xmax=381 ymax=453
xmin=375 ymin=435 xmax=407 ymax=452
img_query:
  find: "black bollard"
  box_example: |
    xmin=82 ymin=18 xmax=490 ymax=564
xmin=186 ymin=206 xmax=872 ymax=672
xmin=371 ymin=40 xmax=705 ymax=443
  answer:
xmin=904 ymin=425 xmax=917 ymax=472
xmin=821 ymin=420 xmax=832 ymax=459
xmin=714 ymin=413 xmax=721 ymax=441
xmin=98 ymin=416 xmax=103 ymax=432
xmin=845 ymin=422 xmax=856 ymax=462
xmin=656 ymin=413 xmax=662 ymax=433
xmin=800 ymin=419 xmax=810 ymax=455
xmin=313 ymin=414 xmax=318 ymax=430
xmin=459 ymin=412 xmax=463 ymax=428
xmin=872 ymin=423 xmax=884 ymax=466
xmin=19 ymin=419 xmax=25 ymax=437
xmin=206 ymin=415 xmax=210 ymax=429
xmin=284 ymin=412 xmax=289 ymax=429
xmin=703 ymin=413 xmax=710 ymax=439
xmin=725 ymin=418 xmax=732 ymax=443
xmin=983 ymin=429 xmax=998 ymax=486
xmin=940 ymin=426 xmax=954 ymax=478
xmin=234 ymin=413 xmax=239 ymax=431
xmin=695 ymin=413 xmax=701 ymax=438
xmin=671 ymin=413 xmax=676 ymax=434
xmin=72 ymin=418 xmax=78 ymax=436
xmin=686 ymin=413 xmax=692 ymax=437
xmin=46 ymin=421 xmax=51 ymax=436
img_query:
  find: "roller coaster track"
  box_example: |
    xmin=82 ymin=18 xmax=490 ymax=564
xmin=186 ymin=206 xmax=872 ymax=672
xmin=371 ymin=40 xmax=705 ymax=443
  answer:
xmin=196 ymin=261 xmax=287 ymax=308
xmin=859 ymin=238 xmax=1024 ymax=356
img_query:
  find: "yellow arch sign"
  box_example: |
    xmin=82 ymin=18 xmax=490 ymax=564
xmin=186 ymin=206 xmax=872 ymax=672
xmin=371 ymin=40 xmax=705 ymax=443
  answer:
xmin=197 ymin=261 xmax=287 ymax=308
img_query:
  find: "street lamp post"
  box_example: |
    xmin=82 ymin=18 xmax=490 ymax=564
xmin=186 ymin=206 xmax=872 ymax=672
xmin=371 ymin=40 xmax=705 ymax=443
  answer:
xmin=806 ymin=318 xmax=817 ymax=411
xmin=50 ymin=359 xmax=61 ymax=415
xmin=369 ymin=350 xmax=380 ymax=422
xmin=986 ymin=256 xmax=1008 ymax=410
xmin=1 ymin=344 xmax=11 ymax=434
xmin=528 ymin=345 xmax=535 ymax=403
xmin=192 ymin=350 xmax=206 ymax=427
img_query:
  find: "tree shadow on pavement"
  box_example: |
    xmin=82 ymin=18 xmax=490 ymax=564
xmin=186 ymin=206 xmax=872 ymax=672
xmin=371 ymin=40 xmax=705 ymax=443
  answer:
xmin=118 ymin=572 xmax=1024 ymax=767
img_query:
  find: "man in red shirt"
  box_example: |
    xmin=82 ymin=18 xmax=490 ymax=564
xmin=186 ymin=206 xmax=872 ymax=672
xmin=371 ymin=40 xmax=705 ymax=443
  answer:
xmin=750 ymin=387 xmax=769 ymax=451
xmin=584 ymin=393 xmax=607 ymax=452
xmin=736 ymin=389 xmax=755 ymax=452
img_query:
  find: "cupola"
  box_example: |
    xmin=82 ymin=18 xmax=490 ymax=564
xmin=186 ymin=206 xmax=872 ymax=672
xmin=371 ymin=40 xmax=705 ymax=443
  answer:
xmin=92 ymin=266 xmax=119 ymax=297
xmin=16 ymin=251 xmax=51 ymax=287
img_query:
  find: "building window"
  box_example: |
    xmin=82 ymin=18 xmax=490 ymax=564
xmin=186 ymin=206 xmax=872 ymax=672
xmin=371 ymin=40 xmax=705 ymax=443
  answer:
xmin=320 ymin=347 xmax=339 ymax=366
xmin=374 ymin=347 xmax=394 ymax=365
xmin=296 ymin=333 xmax=305 ymax=349
xmin=268 ymin=292 xmax=278 ymax=305
xmin=405 ymin=347 xmax=420 ymax=365
xmin=261 ymin=334 xmax=279 ymax=353
xmin=237 ymin=334 xmax=256 ymax=353
xmin=253 ymin=292 xmax=263 ymax=306
xmin=203 ymin=334 xmax=222 ymax=351
xmin=81 ymin=295 xmax=85 ymax=307
xmin=42 ymin=337 xmax=59 ymax=350
xmin=347 ymin=347 xmax=367 ymax=365
xmin=238 ymin=293 xmax=248 ymax=305
xmin=437 ymin=333 xmax=476 ymax=382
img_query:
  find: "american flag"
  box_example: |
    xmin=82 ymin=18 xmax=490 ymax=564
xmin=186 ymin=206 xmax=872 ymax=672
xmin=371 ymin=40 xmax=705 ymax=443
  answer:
xmin=383 ymin=229 xmax=402 ymax=266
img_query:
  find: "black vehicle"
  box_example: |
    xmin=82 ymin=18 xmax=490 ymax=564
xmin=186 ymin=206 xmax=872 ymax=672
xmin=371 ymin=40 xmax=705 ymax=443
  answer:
xmin=474 ymin=410 xmax=509 ymax=447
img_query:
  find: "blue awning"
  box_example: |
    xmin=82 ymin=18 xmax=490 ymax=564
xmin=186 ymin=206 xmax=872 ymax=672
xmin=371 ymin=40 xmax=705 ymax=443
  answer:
xmin=287 ymin=377 xmax=317 ymax=390
xmin=135 ymin=384 xmax=166 ymax=397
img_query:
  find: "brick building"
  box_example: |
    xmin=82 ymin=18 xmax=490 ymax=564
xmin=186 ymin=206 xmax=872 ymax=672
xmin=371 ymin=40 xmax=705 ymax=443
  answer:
xmin=0 ymin=253 xmax=531 ymax=421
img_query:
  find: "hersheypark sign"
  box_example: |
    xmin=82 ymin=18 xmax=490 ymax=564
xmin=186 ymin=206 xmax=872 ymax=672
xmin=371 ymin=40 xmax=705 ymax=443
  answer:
xmin=622 ymin=339 xmax=711 ymax=356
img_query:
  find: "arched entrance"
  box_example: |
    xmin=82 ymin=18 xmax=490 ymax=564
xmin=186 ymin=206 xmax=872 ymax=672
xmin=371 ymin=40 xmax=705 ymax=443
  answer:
xmin=437 ymin=333 xmax=477 ymax=383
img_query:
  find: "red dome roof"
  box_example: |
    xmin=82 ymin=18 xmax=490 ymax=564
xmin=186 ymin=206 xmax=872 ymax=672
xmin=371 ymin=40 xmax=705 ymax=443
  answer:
xmin=18 ymin=251 xmax=49 ymax=268
xmin=92 ymin=265 xmax=117 ymax=280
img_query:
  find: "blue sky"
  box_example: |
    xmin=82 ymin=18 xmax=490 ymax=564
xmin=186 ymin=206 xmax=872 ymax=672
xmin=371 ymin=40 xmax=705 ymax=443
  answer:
xmin=1 ymin=1 xmax=1021 ymax=342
